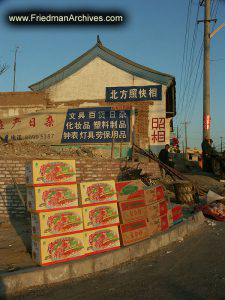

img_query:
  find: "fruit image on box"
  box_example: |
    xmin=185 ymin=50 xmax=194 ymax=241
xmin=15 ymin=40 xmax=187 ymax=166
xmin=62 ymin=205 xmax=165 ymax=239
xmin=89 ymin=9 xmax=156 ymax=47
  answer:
xmin=27 ymin=184 xmax=79 ymax=212
xmin=26 ymin=160 xmax=76 ymax=185
xmin=115 ymin=180 xmax=144 ymax=201
xmin=118 ymin=198 xmax=147 ymax=223
xmin=32 ymin=232 xmax=85 ymax=266
xmin=146 ymin=200 xmax=168 ymax=221
xmin=144 ymin=185 xmax=164 ymax=205
xmin=80 ymin=181 xmax=117 ymax=206
xmin=84 ymin=226 xmax=120 ymax=255
xmin=83 ymin=203 xmax=120 ymax=230
xmin=31 ymin=208 xmax=83 ymax=238
xmin=119 ymin=219 xmax=149 ymax=246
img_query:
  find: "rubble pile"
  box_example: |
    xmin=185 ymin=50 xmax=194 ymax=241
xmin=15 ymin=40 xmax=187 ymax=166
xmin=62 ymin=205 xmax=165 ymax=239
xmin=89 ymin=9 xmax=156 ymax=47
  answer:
xmin=0 ymin=141 xmax=104 ymax=159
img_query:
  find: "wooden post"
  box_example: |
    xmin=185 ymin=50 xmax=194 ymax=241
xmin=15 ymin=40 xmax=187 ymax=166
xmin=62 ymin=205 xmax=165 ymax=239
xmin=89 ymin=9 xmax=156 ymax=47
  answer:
xmin=120 ymin=139 xmax=123 ymax=159
xmin=111 ymin=126 xmax=115 ymax=160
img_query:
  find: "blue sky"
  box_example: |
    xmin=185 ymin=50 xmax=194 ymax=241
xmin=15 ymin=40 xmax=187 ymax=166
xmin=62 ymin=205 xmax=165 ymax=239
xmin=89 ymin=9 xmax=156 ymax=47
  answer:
xmin=0 ymin=0 xmax=224 ymax=150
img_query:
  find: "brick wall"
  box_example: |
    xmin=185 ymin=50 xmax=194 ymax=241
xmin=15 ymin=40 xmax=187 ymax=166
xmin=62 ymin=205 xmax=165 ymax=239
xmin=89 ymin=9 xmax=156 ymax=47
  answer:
xmin=0 ymin=158 xmax=161 ymax=217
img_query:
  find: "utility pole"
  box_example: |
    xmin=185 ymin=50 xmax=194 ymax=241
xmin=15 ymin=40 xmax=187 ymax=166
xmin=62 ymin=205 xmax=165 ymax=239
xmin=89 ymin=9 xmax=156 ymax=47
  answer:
xmin=13 ymin=46 xmax=19 ymax=92
xmin=176 ymin=125 xmax=179 ymax=139
xmin=220 ymin=137 xmax=223 ymax=154
xmin=181 ymin=121 xmax=190 ymax=159
xmin=198 ymin=0 xmax=225 ymax=142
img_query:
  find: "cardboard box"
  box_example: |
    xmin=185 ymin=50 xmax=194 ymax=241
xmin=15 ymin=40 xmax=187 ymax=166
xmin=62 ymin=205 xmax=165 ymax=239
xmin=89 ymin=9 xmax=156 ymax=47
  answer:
xmin=146 ymin=200 xmax=168 ymax=221
xmin=160 ymin=214 xmax=169 ymax=231
xmin=144 ymin=185 xmax=165 ymax=205
xmin=32 ymin=232 xmax=85 ymax=266
xmin=119 ymin=219 xmax=149 ymax=246
xmin=27 ymin=184 xmax=79 ymax=212
xmin=171 ymin=204 xmax=183 ymax=222
xmin=147 ymin=218 xmax=161 ymax=236
xmin=148 ymin=214 xmax=169 ymax=236
xmin=80 ymin=180 xmax=117 ymax=206
xmin=31 ymin=208 xmax=83 ymax=238
xmin=84 ymin=225 xmax=120 ymax=255
xmin=167 ymin=209 xmax=174 ymax=227
xmin=115 ymin=180 xmax=144 ymax=201
xmin=118 ymin=198 xmax=147 ymax=223
xmin=26 ymin=160 xmax=76 ymax=186
xmin=82 ymin=203 xmax=120 ymax=230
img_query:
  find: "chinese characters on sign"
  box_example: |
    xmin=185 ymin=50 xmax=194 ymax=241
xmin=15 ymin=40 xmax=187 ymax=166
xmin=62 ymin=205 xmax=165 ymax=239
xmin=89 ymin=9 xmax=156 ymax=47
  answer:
xmin=61 ymin=108 xmax=130 ymax=143
xmin=151 ymin=117 xmax=166 ymax=143
xmin=0 ymin=114 xmax=57 ymax=142
xmin=106 ymin=85 xmax=162 ymax=102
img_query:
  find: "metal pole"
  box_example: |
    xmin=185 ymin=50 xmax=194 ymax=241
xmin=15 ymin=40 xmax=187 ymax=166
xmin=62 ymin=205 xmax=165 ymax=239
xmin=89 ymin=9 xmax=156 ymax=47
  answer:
xmin=220 ymin=137 xmax=223 ymax=154
xmin=203 ymin=0 xmax=211 ymax=140
xmin=13 ymin=46 xmax=19 ymax=92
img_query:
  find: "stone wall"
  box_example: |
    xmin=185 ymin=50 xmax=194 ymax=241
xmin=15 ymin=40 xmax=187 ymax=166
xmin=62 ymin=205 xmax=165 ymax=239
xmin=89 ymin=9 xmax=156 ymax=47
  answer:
xmin=0 ymin=158 xmax=161 ymax=217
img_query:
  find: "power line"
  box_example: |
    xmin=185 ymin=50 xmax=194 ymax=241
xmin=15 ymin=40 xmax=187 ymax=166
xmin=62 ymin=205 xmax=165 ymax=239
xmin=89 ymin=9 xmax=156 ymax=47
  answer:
xmin=177 ymin=0 xmax=192 ymax=114
xmin=176 ymin=1 xmax=201 ymax=125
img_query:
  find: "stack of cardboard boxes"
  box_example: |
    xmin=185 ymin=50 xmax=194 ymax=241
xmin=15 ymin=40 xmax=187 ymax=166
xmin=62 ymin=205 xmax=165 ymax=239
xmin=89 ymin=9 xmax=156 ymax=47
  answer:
xmin=116 ymin=180 xmax=150 ymax=246
xmin=26 ymin=160 xmax=86 ymax=266
xmin=80 ymin=180 xmax=121 ymax=256
xmin=26 ymin=163 xmax=121 ymax=266
xmin=117 ymin=180 xmax=184 ymax=246
xmin=26 ymin=162 xmax=183 ymax=265
xmin=144 ymin=185 xmax=169 ymax=235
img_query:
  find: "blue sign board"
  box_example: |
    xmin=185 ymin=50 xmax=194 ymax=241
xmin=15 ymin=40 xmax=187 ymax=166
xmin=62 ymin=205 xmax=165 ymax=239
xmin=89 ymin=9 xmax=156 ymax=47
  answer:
xmin=61 ymin=107 xmax=130 ymax=143
xmin=106 ymin=85 xmax=162 ymax=102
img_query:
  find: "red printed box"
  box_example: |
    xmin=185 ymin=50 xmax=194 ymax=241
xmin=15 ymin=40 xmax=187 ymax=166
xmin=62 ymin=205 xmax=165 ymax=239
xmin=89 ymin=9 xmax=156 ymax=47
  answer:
xmin=167 ymin=209 xmax=173 ymax=227
xmin=147 ymin=214 xmax=169 ymax=236
xmin=116 ymin=180 xmax=144 ymax=202
xmin=144 ymin=185 xmax=164 ymax=205
xmin=118 ymin=198 xmax=147 ymax=224
xmin=146 ymin=200 xmax=168 ymax=221
xmin=119 ymin=219 xmax=149 ymax=246
xmin=172 ymin=204 xmax=183 ymax=222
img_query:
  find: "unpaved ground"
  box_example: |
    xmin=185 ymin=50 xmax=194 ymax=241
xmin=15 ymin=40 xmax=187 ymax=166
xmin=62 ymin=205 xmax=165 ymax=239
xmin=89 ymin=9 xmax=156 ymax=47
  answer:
xmin=0 ymin=217 xmax=34 ymax=273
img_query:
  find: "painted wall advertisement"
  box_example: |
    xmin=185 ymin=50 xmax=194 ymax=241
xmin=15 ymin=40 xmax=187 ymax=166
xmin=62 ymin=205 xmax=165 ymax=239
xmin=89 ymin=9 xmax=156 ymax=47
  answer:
xmin=0 ymin=107 xmax=131 ymax=144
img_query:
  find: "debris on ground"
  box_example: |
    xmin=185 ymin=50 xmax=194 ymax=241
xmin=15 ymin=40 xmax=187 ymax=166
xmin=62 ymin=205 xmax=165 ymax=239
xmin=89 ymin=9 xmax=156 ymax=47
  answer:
xmin=0 ymin=140 xmax=108 ymax=159
xmin=205 ymin=220 xmax=217 ymax=227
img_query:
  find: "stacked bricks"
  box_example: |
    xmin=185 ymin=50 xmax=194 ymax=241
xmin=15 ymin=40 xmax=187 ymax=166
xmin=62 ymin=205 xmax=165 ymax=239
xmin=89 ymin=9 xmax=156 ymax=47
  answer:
xmin=0 ymin=158 xmax=161 ymax=217
xmin=0 ymin=159 xmax=26 ymax=216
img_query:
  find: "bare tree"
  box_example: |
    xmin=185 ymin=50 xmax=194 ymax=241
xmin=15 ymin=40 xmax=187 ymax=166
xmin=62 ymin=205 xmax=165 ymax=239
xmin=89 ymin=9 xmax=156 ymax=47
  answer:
xmin=0 ymin=63 xmax=9 ymax=76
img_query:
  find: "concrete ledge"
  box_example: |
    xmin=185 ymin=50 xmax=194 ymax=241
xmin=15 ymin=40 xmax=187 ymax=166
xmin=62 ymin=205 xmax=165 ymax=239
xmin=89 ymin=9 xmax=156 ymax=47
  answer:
xmin=0 ymin=212 xmax=205 ymax=297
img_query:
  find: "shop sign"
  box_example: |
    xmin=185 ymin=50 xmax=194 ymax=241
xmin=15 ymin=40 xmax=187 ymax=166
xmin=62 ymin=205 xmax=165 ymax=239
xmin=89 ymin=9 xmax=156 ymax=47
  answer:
xmin=62 ymin=107 xmax=131 ymax=143
xmin=106 ymin=85 xmax=162 ymax=102
xmin=150 ymin=117 xmax=166 ymax=143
